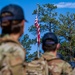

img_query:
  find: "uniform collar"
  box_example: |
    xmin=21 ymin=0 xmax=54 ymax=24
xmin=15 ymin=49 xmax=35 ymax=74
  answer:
xmin=42 ymin=52 xmax=58 ymax=60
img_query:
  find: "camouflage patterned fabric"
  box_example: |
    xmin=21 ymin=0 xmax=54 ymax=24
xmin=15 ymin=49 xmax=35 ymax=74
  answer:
xmin=42 ymin=52 xmax=73 ymax=75
xmin=0 ymin=35 xmax=25 ymax=75
xmin=25 ymin=52 xmax=73 ymax=75
xmin=25 ymin=57 xmax=49 ymax=75
xmin=72 ymin=68 xmax=75 ymax=75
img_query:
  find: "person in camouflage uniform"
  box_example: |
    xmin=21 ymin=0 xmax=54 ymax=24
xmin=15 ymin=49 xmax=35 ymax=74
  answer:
xmin=0 ymin=4 xmax=27 ymax=75
xmin=41 ymin=32 xmax=73 ymax=75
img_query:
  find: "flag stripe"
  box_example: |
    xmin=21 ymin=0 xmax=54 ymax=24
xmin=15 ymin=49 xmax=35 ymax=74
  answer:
xmin=35 ymin=16 xmax=40 ymax=46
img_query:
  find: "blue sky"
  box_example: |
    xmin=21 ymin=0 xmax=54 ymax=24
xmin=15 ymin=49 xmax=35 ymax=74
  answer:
xmin=0 ymin=0 xmax=75 ymax=53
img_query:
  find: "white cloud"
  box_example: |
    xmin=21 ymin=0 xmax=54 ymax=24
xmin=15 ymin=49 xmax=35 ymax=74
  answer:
xmin=55 ymin=2 xmax=75 ymax=8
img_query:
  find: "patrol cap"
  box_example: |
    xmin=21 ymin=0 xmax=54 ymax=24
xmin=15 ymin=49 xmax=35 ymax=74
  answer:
xmin=42 ymin=32 xmax=58 ymax=45
xmin=1 ymin=4 xmax=27 ymax=22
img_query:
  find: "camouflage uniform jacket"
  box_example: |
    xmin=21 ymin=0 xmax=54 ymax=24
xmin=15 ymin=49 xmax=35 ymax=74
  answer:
xmin=0 ymin=35 xmax=25 ymax=75
xmin=72 ymin=68 xmax=75 ymax=75
xmin=42 ymin=52 xmax=73 ymax=75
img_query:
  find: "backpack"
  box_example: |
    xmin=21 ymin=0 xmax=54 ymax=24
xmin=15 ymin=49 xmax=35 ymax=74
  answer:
xmin=25 ymin=55 xmax=72 ymax=75
xmin=0 ymin=37 xmax=25 ymax=75
xmin=25 ymin=57 xmax=49 ymax=75
xmin=45 ymin=58 xmax=73 ymax=75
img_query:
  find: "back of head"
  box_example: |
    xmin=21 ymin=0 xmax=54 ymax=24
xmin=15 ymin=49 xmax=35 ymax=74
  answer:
xmin=42 ymin=32 xmax=58 ymax=52
xmin=0 ymin=4 xmax=27 ymax=35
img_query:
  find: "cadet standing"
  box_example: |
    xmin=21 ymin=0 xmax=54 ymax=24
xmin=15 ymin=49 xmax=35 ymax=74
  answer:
xmin=0 ymin=4 xmax=27 ymax=75
xmin=42 ymin=32 xmax=73 ymax=75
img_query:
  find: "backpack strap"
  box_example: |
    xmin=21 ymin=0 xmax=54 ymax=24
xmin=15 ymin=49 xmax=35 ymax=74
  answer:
xmin=0 ymin=37 xmax=25 ymax=55
xmin=42 ymin=56 xmax=63 ymax=75
xmin=39 ymin=56 xmax=50 ymax=75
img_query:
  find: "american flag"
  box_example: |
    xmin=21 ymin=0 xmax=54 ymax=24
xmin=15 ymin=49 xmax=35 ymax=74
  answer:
xmin=35 ymin=16 xmax=40 ymax=46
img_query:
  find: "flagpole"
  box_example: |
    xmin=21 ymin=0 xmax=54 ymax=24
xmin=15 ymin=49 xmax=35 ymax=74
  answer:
xmin=37 ymin=4 xmax=39 ymax=18
xmin=37 ymin=44 xmax=40 ymax=58
xmin=37 ymin=4 xmax=40 ymax=58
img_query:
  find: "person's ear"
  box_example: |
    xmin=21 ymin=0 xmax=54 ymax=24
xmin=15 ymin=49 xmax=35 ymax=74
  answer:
xmin=56 ymin=43 xmax=60 ymax=50
xmin=21 ymin=20 xmax=25 ymax=25
xmin=20 ymin=20 xmax=25 ymax=30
